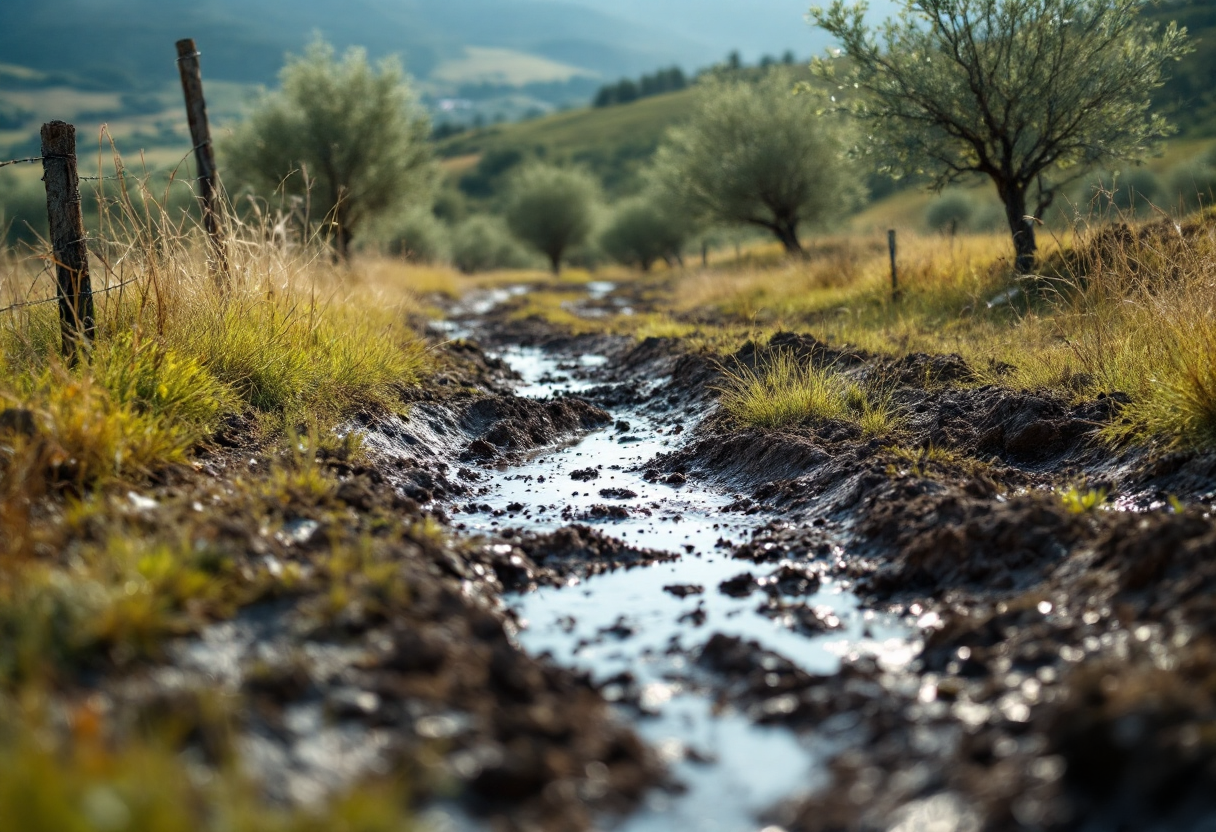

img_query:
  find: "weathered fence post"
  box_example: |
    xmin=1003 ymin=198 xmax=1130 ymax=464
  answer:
xmin=175 ymin=38 xmax=229 ymax=284
xmin=41 ymin=121 xmax=94 ymax=363
xmin=887 ymin=228 xmax=900 ymax=301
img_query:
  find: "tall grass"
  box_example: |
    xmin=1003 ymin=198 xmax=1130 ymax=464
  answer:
xmin=0 ymin=162 xmax=434 ymax=494
xmin=664 ymin=210 xmax=1216 ymax=449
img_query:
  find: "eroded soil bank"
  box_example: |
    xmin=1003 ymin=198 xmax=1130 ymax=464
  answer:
xmin=39 ymin=278 xmax=1216 ymax=832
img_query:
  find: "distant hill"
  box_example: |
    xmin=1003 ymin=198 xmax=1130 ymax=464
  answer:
xmin=438 ymin=87 xmax=700 ymax=193
xmin=0 ymin=0 xmax=810 ymax=94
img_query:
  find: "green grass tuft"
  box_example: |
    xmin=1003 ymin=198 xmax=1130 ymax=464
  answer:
xmin=716 ymin=351 xmax=898 ymax=435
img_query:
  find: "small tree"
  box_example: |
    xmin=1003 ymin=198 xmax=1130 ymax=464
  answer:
xmin=503 ymin=164 xmax=599 ymax=274
xmin=451 ymin=215 xmax=533 ymax=274
xmin=601 ymin=192 xmax=696 ymax=271
xmin=224 ymin=40 xmax=434 ymax=260
xmin=653 ymin=70 xmax=862 ymax=254
xmin=811 ymin=0 xmax=1190 ymax=272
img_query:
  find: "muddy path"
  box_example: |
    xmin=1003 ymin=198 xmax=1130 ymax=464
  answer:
xmin=413 ymin=280 xmax=1216 ymax=831
xmin=80 ymin=278 xmax=1216 ymax=832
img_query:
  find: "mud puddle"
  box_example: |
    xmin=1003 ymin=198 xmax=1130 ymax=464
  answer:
xmin=455 ymin=341 xmax=915 ymax=831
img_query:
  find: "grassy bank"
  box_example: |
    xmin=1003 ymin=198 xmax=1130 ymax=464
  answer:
xmin=0 ymin=187 xmax=455 ymax=826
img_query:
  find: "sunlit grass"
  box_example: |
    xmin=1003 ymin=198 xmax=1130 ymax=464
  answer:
xmin=716 ymin=350 xmax=898 ymax=436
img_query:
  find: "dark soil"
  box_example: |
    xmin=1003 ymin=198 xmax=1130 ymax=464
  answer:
xmin=92 ymin=287 xmax=1216 ymax=832
xmin=451 ymin=301 xmax=1216 ymax=830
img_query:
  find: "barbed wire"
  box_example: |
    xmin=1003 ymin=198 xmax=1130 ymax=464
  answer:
xmin=0 ymin=156 xmax=43 ymax=169
xmin=0 ymin=275 xmax=142 ymax=316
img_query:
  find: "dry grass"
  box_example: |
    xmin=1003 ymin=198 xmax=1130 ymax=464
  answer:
xmin=0 ymin=159 xmax=447 ymax=825
xmin=658 ymin=213 xmax=1216 ymax=449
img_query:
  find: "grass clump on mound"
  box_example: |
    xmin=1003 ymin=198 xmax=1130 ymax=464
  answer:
xmin=716 ymin=351 xmax=897 ymax=436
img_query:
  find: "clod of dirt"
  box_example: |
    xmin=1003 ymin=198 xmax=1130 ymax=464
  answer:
xmin=763 ymin=564 xmax=821 ymax=596
xmin=663 ymin=584 xmax=705 ymax=598
xmin=859 ymin=485 xmax=1090 ymax=594
xmin=718 ymin=572 xmax=759 ymax=597
xmin=587 ymin=504 xmax=631 ymax=520
xmin=598 ymin=488 xmax=639 ymax=500
xmin=460 ymin=395 xmax=611 ymax=455
xmin=883 ymin=352 xmax=976 ymax=386
xmin=504 ymin=525 xmax=677 ymax=580
xmin=570 ymin=467 xmax=600 ymax=481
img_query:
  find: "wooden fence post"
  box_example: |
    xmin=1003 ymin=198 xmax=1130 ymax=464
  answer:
xmin=887 ymin=228 xmax=900 ymax=301
xmin=175 ymin=38 xmax=229 ymax=284
xmin=41 ymin=121 xmax=94 ymax=363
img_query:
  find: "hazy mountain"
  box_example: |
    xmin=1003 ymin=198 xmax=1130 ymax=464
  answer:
xmin=0 ymin=0 xmax=717 ymax=91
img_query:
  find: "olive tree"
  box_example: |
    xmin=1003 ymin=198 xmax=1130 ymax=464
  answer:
xmin=653 ymin=70 xmax=862 ymax=255
xmin=811 ymin=0 xmax=1190 ymax=272
xmin=601 ymin=190 xmax=697 ymax=271
xmin=224 ymin=40 xmax=434 ymax=260
xmin=503 ymin=164 xmax=599 ymax=274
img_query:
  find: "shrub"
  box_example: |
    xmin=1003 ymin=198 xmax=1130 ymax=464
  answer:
xmin=653 ymin=69 xmax=862 ymax=254
xmin=925 ymin=191 xmax=975 ymax=233
xmin=450 ymin=215 xmax=533 ymax=273
xmin=222 ymin=39 xmax=435 ymax=259
xmin=600 ymin=195 xmax=694 ymax=270
xmin=379 ymin=209 xmax=450 ymax=264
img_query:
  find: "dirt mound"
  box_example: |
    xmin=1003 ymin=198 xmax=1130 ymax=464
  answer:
xmin=1048 ymin=214 xmax=1216 ymax=282
xmin=898 ymin=386 xmax=1123 ymax=464
xmin=732 ymin=331 xmax=869 ymax=371
xmin=881 ymin=351 xmax=976 ymax=386
xmin=859 ymin=486 xmax=1091 ymax=594
xmin=459 ymin=395 xmax=611 ymax=458
xmin=501 ymin=524 xmax=677 ymax=580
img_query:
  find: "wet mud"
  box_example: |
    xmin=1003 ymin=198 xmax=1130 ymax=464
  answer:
xmin=436 ymin=285 xmax=1216 ymax=830
xmin=69 ymin=279 xmax=1216 ymax=831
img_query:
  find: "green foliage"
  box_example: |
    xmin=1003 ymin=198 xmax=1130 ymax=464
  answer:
xmin=376 ymin=209 xmax=450 ymax=264
xmin=1166 ymin=157 xmax=1216 ymax=213
xmin=924 ymin=191 xmax=976 ymax=233
xmin=450 ymin=215 xmax=533 ymax=273
xmin=593 ymin=66 xmax=688 ymax=107
xmin=813 ymin=0 xmax=1191 ymax=270
xmin=1058 ymin=485 xmax=1110 ymax=513
xmin=94 ymin=335 xmax=232 ymax=448
xmin=600 ymin=192 xmax=696 ymax=270
xmin=0 ymin=713 xmax=413 ymax=832
xmin=222 ymin=39 xmax=435 ymax=258
xmin=458 ymin=147 xmax=529 ymax=199
xmin=716 ymin=351 xmax=896 ymax=435
xmin=503 ymin=164 xmax=600 ymax=273
xmin=653 ymin=70 xmax=862 ymax=254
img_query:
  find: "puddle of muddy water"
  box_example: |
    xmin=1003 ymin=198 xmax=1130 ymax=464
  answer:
xmin=455 ymin=343 xmax=916 ymax=832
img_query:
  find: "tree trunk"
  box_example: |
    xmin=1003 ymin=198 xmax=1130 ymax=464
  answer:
xmin=773 ymin=218 xmax=803 ymax=255
xmin=548 ymin=251 xmax=561 ymax=275
xmin=1000 ymin=183 xmax=1037 ymax=274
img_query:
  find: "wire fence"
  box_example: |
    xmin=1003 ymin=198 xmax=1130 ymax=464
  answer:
xmin=0 ymin=274 xmax=141 ymax=316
